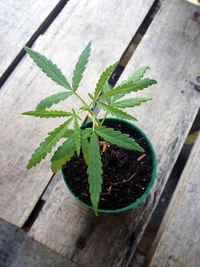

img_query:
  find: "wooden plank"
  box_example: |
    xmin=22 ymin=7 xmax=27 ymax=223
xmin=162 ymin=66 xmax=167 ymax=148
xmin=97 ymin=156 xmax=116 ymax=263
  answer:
xmin=149 ymin=133 xmax=200 ymax=267
xmin=0 ymin=0 xmax=155 ymax=227
xmin=0 ymin=217 xmax=79 ymax=267
xmin=0 ymin=0 xmax=60 ymax=78
xmin=29 ymin=0 xmax=200 ymax=266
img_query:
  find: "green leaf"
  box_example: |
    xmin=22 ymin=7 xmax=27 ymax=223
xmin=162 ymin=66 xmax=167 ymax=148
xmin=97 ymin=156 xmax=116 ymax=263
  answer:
xmin=87 ymin=132 xmax=103 ymax=216
xmin=96 ymin=100 xmax=138 ymax=121
xmin=79 ymin=106 xmax=90 ymax=113
xmin=51 ymin=128 xmax=92 ymax=161
xmin=51 ymin=149 xmax=75 ymax=172
xmin=51 ymin=135 xmax=75 ymax=161
xmin=95 ymin=126 xmax=144 ymax=152
xmin=94 ymin=61 xmax=119 ymax=98
xmin=36 ymin=92 xmax=73 ymax=110
xmin=27 ymin=119 xmax=72 ymax=169
xmin=81 ymin=134 xmax=90 ymax=164
xmin=22 ymin=110 xmax=73 ymax=118
xmin=74 ymin=118 xmax=81 ymax=156
xmin=121 ymin=66 xmax=150 ymax=85
xmin=62 ymin=129 xmax=74 ymax=138
xmin=112 ymin=97 xmax=152 ymax=108
xmin=99 ymin=78 xmax=157 ymax=101
xmin=72 ymin=41 xmax=91 ymax=91
xmin=24 ymin=46 xmax=71 ymax=90
xmin=102 ymin=81 xmax=111 ymax=104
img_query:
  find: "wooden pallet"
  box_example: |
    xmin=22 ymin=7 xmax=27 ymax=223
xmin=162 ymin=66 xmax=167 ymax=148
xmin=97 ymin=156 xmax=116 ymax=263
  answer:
xmin=28 ymin=0 xmax=200 ymax=266
xmin=0 ymin=0 xmax=155 ymax=227
xmin=149 ymin=133 xmax=200 ymax=267
xmin=0 ymin=0 xmax=200 ymax=266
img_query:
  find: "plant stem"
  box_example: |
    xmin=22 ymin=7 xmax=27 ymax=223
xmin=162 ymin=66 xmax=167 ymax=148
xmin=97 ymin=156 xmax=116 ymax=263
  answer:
xmin=100 ymin=112 xmax=108 ymax=126
xmin=73 ymin=91 xmax=100 ymax=126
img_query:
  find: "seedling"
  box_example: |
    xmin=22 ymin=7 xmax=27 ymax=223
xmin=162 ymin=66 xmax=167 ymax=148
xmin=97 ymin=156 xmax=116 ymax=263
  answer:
xmin=23 ymin=41 xmax=157 ymax=215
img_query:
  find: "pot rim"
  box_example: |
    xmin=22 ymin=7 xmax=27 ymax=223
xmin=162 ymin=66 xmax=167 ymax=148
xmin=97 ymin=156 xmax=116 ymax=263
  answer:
xmin=62 ymin=117 xmax=157 ymax=213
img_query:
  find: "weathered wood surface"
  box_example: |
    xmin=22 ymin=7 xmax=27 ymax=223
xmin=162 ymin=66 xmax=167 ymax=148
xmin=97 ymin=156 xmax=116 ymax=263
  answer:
xmin=0 ymin=0 xmax=60 ymax=78
xmin=0 ymin=0 xmax=155 ymax=227
xmin=149 ymin=133 xmax=200 ymax=267
xmin=29 ymin=0 xmax=200 ymax=266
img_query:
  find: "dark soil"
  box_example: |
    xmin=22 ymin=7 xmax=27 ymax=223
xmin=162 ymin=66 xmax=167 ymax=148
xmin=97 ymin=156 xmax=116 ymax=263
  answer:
xmin=62 ymin=119 xmax=153 ymax=210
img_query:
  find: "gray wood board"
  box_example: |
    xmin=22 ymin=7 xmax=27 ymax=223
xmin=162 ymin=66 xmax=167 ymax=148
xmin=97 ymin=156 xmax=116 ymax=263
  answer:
xmin=149 ymin=133 xmax=200 ymax=267
xmin=29 ymin=0 xmax=200 ymax=266
xmin=0 ymin=217 xmax=79 ymax=267
xmin=0 ymin=0 xmax=60 ymax=78
xmin=0 ymin=0 xmax=154 ymax=227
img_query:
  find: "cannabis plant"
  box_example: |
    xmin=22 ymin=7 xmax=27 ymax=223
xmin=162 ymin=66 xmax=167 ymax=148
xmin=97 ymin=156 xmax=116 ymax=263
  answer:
xmin=23 ymin=41 xmax=157 ymax=215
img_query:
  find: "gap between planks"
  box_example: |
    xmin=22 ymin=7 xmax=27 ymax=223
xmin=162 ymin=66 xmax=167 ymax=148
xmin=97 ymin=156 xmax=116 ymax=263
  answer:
xmin=0 ymin=0 xmax=69 ymax=88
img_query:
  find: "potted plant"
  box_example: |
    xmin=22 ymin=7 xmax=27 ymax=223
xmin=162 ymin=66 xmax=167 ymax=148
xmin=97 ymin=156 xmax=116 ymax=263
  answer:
xmin=23 ymin=41 xmax=157 ymax=215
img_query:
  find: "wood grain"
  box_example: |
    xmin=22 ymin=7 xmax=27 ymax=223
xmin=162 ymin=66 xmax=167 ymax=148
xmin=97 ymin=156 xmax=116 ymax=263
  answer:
xmin=0 ymin=0 xmax=154 ymax=227
xmin=149 ymin=133 xmax=200 ymax=267
xmin=0 ymin=0 xmax=60 ymax=78
xmin=29 ymin=0 xmax=200 ymax=266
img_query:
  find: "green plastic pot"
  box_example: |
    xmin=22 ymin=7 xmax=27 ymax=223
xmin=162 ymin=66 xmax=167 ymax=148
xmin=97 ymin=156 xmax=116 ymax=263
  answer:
xmin=62 ymin=118 xmax=157 ymax=213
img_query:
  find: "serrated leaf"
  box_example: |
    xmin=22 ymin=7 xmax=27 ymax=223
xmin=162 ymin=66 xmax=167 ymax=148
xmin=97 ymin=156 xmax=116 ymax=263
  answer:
xmin=102 ymin=81 xmax=112 ymax=104
xmin=87 ymin=132 xmax=103 ymax=216
xmin=51 ymin=128 xmax=92 ymax=161
xmin=81 ymin=134 xmax=90 ymax=164
xmin=72 ymin=41 xmax=91 ymax=91
xmin=112 ymin=97 xmax=152 ymax=108
xmin=96 ymin=100 xmax=138 ymax=121
xmin=95 ymin=126 xmax=144 ymax=152
xmin=99 ymin=78 xmax=157 ymax=101
xmin=94 ymin=61 xmax=119 ymax=98
xmin=79 ymin=106 xmax=90 ymax=113
xmin=27 ymin=119 xmax=72 ymax=169
xmin=51 ymin=135 xmax=75 ymax=161
xmin=121 ymin=66 xmax=150 ymax=85
xmin=22 ymin=110 xmax=73 ymax=118
xmin=81 ymin=128 xmax=93 ymax=139
xmin=51 ymin=149 xmax=75 ymax=172
xmin=74 ymin=118 xmax=81 ymax=156
xmin=36 ymin=91 xmax=73 ymax=110
xmin=62 ymin=129 xmax=74 ymax=138
xmin=24 ymin=46 xmax=71 ymax=90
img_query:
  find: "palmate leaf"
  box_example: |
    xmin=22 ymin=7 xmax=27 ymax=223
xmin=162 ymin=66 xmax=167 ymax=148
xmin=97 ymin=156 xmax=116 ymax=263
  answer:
xmin=121 ymin=66 xmax=150 ymax=85
xmin=95 ymin=126 xmax=144 ymax=152
xmin=27 ymin=119 xmax=72 ymax=169
xmin=112 ymin=97 xmax=152 ymax=108
xmin=102 ymin=81 xmax=111 ymax=104
xmin=51 ymin=128 xmax=92 ymax=172
xmin=62 ymin=129 xmax=74 ymax=138
xmin=22 ymin=110 xmax=73 ymax=118
xmin=72 ymin=41 xmax=91 ymax=91
xmin=99 ymin=78 xmax=157 ymax=102
xmin=24 ymin=46 xmax=71 ymax=90
xmin=81 ymin=135 xmax=90 ymax=165
xmin=51 ymin=135 xmax=75 ymax=161
xmin=87 ymin=132 xmax=103 ymax=216
xmin=51 ymin=149 xmax=75 ymax=172
xmin=36 ymin=92 xmax=73 ymax=110
xmin=96 ymin=100 xmax=138 ymax=121
xmin=94 ymin=61 xmax=119 ymax=98
xmin=74 ymin=118 xmax=81 ymax=156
